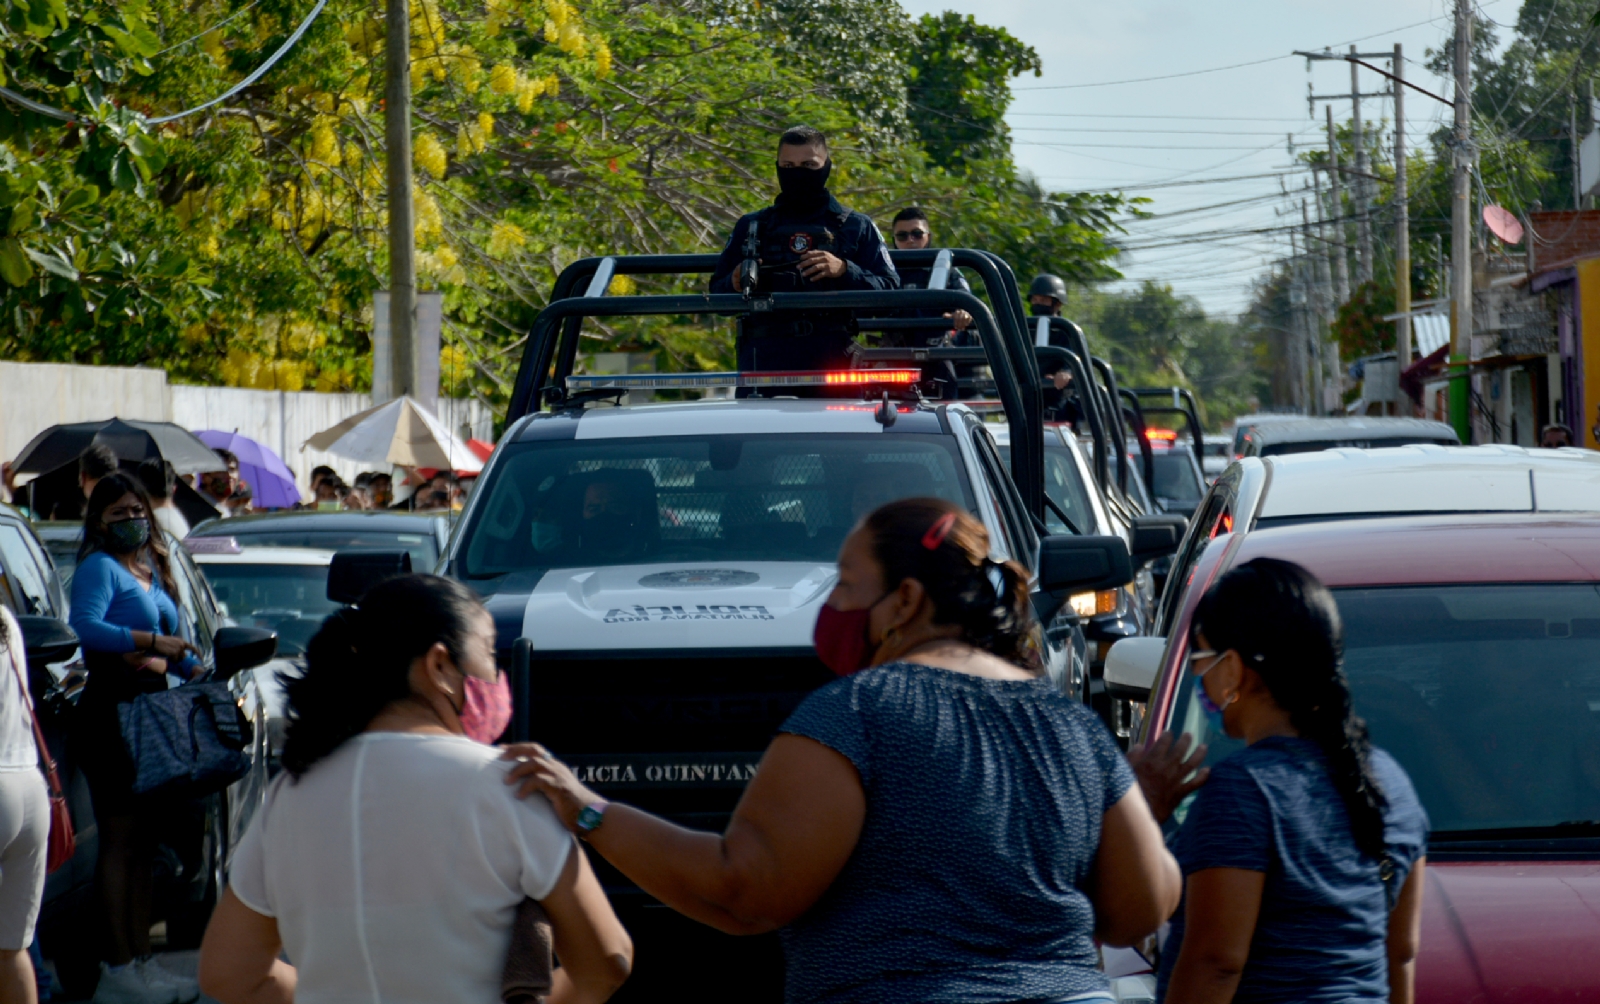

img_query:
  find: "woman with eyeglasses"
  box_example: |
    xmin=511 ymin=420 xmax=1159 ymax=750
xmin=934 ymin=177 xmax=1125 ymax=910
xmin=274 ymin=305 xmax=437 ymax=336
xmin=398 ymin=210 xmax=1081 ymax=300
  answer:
xmin=1141 ymin=558 xmax=1428 ymax=1004
xmin=69 ymin=470 xmax=203 ymax=1004
xmin=503 ymin=497 xmax=1180 ymax=1004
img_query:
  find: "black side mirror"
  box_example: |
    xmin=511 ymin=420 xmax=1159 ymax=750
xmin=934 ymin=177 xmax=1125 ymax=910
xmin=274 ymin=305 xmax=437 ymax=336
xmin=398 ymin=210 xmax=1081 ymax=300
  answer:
xmin=1037 ymin=534 xmax=1134 ymax=594
xmin=1130 ymin=515 xmax=1187 ymax=567
xmin=214 ymin=626 xmax=278 ymax=680
xmin=15 ymin=616 xmax=78 ymax=668
xmin=327 ymin=550 xmax=413 ymax=605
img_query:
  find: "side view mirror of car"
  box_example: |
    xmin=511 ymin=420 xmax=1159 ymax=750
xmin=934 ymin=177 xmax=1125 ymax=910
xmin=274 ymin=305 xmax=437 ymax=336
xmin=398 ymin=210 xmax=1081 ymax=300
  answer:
xmin=214 ymin=626 xmax=278 ymax=681
xmin=1130 ymin=515 xmax=1187 ymax=566
xmin=1103 ymin=636 xmax=1166 ymax=702
xmin=1037 ymin=534 xmax=1134 ymax=594
xmin=15 ymin=616 xmax=79 ymax=669
xmin=327 ymin=550 xmax=414 ymax=606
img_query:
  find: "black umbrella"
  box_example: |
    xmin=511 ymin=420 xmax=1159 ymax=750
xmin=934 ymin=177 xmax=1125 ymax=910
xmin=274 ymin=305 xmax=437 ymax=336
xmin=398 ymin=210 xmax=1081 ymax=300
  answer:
xmin=10 ymin=418 xmax=224 ymax=476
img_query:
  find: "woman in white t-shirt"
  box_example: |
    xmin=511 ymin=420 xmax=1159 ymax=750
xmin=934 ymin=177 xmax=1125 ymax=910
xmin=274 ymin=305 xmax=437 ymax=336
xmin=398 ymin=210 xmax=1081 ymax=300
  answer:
xmin=0 ymin=606 xmax=49 ymax=1004
xmin=197 ymin=575 xmax=631 ymax=1004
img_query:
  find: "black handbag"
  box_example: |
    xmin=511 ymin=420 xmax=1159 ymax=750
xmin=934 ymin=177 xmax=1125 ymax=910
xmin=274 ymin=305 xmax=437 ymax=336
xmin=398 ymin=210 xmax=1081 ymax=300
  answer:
xmin=117 ymin=679 xmax=252 ymax=800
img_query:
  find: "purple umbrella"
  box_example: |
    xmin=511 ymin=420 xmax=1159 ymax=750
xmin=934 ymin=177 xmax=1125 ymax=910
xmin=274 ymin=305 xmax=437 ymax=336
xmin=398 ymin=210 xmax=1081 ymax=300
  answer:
xmin=195 ymin=430 xmax=303 ymax=509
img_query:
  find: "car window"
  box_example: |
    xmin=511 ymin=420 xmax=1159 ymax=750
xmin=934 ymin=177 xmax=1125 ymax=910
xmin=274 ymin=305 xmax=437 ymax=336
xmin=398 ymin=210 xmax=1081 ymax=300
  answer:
xmin=998 ymin=443 xmax=1094 ymax=536
xmin=1148 ymin=452 xmax=1204 ymax=502
xmin=164 ymin=542 xmax=216 ymax=661
xmin=198 ymin=563 xmax=336 ymax=657
xmin=1153 ymin=476 xmax=1236 ymax=636
xmin=0 ymin=522 xmax=57 ymax=618
xmin=458 ymin=433 xmax=976 ymax=589
xmin=1167 ymin=583 xmax=1600 ymax=838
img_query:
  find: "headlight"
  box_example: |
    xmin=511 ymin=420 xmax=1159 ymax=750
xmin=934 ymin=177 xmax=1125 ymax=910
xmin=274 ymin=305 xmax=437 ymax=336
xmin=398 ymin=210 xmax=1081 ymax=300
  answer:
xmin=1069 ymin=589 xmax=1121 ymax=618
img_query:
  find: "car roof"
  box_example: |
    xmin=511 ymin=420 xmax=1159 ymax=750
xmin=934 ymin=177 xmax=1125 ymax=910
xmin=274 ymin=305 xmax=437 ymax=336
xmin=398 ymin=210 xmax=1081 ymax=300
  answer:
xmin=1253 ymin=444 xmax=1600 ymax=521
xmin=1250 ymin=416 xmax=1458 ymax=446
xmin=191 ymin=547 xmax=337 ymax=566
xmin=515 ymin=398 xmax=946 ymax=440
xmin=1230 ymin=512 xmax=1600 ymax=586
xmin=190 ymin=511 xmax=445 ymax=535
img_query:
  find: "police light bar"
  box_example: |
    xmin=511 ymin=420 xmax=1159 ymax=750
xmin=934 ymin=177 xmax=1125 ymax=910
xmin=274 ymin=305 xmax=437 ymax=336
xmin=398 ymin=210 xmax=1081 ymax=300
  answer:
xmin=564 ymin=369 xmax=923 ymax=390
xmin=1145 ymin=428 xmax=1178 ymax=442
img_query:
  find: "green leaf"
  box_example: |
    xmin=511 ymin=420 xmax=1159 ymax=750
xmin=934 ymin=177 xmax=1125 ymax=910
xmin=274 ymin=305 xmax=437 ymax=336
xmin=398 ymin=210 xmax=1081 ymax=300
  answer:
xmin=151 ymin=253 xmax=188 ymax=278
xmin=24 ymin=245 xmax=79 ymax=280
xmin=57 ymin=186 xmax=97 ymax=215
xmin=0 ymin=239 xmax=34 ymax=286
xmin=7 ymin=198 xmax=35 ymax=236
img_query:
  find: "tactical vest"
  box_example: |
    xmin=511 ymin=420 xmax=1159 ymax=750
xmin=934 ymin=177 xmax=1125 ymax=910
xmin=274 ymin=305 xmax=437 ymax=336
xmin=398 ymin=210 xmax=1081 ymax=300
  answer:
xmin=740 ymin=207 xmax=860 ymax=340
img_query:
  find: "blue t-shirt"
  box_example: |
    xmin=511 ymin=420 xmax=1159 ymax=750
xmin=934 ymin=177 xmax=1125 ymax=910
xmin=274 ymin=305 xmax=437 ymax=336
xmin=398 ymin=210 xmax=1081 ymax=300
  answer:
xmin=69 ymin=550 xmax=197 ymax=675
xmin=778 ymin=662 xmax=1135 ymax=1004
xmin=1156 ymin=736 xmax=1429 ymax=1004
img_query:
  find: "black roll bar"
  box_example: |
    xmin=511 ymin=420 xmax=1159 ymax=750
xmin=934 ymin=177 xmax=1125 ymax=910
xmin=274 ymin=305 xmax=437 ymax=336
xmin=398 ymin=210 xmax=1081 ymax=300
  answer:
xmin=1090 ymin=357 xmax=1131 ymax=495
xmin=1119 ymin=388 xmax=1156 ymax=491
xmin=508 ymin=250 xmax=1046 ymax=518
xmin=1131 ymin=387 xmax=1206 ymax=468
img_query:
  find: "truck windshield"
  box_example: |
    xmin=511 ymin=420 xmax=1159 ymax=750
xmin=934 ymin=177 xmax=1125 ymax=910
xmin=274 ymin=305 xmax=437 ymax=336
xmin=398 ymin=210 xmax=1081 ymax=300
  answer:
xmin=458 ymin=433 xmax=974 ymax=581
xmin=1169 ymin=583 xmax=1600 ymax=840
xmin=1149 ymin=452 xmax=1204 ymax=502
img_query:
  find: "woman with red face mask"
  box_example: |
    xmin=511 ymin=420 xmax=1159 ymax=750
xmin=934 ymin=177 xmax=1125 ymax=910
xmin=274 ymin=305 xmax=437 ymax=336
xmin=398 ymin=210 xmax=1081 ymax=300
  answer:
xmin=504 ymin=498 xmax=1180 ymax=1004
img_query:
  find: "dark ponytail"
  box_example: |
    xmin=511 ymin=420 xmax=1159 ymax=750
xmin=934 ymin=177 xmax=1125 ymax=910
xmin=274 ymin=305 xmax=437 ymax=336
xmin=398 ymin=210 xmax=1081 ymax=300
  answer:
xmin=1192 ymin=557 xmax=1388 ymax=859
xmin=280 ymin=574 xmax=484 ymax=780
xmin=862 ymin=497 xmax=1040 ymax=669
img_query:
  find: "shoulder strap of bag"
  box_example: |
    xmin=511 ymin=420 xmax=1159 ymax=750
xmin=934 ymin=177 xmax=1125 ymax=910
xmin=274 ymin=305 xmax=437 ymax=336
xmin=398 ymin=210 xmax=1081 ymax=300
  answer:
xmin=6 ymin=638 xmax=64 ymax=800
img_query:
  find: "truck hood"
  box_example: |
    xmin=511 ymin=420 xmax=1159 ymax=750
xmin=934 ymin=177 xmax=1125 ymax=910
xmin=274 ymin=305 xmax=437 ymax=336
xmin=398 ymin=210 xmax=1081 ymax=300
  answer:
xmin=519 ymin=561 xmax=837 ymax=650
xmin=1418 ymin=860 xmax=1600 ymax=1003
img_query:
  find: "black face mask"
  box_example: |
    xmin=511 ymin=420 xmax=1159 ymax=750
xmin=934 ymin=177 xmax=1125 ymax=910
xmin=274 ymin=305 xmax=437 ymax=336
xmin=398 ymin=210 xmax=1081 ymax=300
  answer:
xmin=776 ymin=160 xmax=831 ymax=205
xmin=1030 ymin=302 xmax=1057 ymax=317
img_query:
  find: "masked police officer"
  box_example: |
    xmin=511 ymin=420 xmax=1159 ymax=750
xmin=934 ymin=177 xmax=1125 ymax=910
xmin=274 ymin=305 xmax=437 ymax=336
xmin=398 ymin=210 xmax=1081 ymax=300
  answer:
xmin=1027 ymin=273 xmax=1082 ymax=423
xmin=711 ymin=126 xmax=899 ymax=382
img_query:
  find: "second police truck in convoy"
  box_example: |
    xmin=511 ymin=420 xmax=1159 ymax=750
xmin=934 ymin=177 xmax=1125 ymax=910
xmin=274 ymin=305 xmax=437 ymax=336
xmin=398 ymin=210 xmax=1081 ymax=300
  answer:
xmin=441 ymin=250 xmax=1181 ymax=1000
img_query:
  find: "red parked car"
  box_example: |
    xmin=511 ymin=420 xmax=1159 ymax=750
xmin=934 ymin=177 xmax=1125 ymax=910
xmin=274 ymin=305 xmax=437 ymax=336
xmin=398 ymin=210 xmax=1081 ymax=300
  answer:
xmin=1109 ymin=512 xmax=1600 ymax=1003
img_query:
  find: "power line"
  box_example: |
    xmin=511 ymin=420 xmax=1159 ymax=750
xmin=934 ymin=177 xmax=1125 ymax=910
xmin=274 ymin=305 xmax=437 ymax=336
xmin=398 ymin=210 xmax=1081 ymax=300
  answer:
xmin=1011 ymin=127 xmax=1304 ymax=136
xmin=1008 ymin=112 xmax=1309 ymax=122
xmin=152 ymin=0 xmax=264 ymax=57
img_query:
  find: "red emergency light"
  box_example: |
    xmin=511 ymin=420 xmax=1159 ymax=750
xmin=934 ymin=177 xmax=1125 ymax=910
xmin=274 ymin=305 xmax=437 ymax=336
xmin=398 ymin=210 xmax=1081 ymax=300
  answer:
xmin=1145 ymin=428 xmax=1178 ymax=443
xmin=565 ymin=369 xmax=922 ymax=390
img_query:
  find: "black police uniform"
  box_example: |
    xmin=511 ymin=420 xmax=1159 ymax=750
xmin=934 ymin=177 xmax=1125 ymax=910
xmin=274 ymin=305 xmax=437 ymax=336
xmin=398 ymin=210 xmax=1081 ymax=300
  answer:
xmin=1030 ymin=311 xmax=1084 ymax=425
xmin=710 ymin=191 xmax=899 ymax=378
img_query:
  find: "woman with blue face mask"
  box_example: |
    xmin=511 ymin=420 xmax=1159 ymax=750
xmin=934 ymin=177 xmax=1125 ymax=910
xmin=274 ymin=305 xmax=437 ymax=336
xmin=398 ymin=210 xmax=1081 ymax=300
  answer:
xmin=1150 ymin=559 xmax=1430 ymax=1004
xmin=69 ymin=469 xmax=202 ymax=1004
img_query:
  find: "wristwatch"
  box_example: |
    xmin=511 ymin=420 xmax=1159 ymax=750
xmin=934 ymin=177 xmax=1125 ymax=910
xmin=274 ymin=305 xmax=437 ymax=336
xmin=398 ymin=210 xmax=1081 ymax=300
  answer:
xmin=575 ymin=801 xmax=609 ymax=837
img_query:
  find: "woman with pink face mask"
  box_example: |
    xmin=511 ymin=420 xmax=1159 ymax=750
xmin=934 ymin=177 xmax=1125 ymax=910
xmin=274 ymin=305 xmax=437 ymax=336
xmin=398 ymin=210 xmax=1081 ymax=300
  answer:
xmin=196 ymin=575 xmax=631 ymax=1004
xmin=504 ymin=498 xmax=1179 ymax=1004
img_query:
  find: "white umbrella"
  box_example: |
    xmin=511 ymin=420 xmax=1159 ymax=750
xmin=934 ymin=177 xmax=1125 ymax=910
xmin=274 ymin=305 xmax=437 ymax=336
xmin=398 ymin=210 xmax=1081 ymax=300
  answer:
xmin=303 ymin=396 xmax=484 ymax=472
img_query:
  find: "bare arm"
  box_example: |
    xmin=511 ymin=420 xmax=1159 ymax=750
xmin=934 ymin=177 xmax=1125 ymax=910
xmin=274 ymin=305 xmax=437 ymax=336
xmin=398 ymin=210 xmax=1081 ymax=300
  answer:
xmin=1163 ymin=868 xmax=1265 ymax=1004
xmin=506 ymin=735 xmax=866 ymax=935
xmin=197 ymin=888 xmax=296 ymax=1004
xmin=542 ymin=838 xmax=634 ymax=1004
xmin=1386 ymin=858 xmax=1426 ymax=1004
xmin=1091 ymin=784 xmax=1183 ymax=946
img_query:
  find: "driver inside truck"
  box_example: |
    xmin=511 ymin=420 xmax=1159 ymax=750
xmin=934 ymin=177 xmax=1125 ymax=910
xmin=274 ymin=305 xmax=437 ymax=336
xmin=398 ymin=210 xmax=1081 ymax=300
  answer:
xmin=710 ymin=126 xmax=899 ymax=391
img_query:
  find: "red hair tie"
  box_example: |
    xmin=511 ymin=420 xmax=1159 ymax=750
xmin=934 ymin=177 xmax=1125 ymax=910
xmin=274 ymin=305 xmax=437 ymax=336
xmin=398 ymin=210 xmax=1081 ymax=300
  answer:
xmin=921 ymin=512 xmax=957 ymax=551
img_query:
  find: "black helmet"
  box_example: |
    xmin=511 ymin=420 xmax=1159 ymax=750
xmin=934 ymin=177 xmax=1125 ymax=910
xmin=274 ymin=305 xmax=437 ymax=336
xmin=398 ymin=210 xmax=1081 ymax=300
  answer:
xmin=1029 ymin=274 xmax=1067 ymax=301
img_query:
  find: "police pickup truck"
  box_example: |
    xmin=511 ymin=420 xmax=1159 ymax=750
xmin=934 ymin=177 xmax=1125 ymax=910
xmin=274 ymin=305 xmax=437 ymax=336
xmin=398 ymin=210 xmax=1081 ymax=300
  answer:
xmin=441 ymin=250 xmax=1171 ymax=999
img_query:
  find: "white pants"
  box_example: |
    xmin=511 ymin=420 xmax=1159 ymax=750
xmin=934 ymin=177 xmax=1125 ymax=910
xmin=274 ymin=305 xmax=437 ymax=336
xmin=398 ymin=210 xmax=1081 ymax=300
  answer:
xmin=0 ymin=769 xmax=48 ymax=950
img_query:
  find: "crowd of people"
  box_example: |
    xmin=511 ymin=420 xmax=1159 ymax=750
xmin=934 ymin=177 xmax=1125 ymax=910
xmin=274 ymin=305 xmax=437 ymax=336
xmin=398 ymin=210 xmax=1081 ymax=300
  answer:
xmin=160 ymin=497 xmax=1424 ymax=1004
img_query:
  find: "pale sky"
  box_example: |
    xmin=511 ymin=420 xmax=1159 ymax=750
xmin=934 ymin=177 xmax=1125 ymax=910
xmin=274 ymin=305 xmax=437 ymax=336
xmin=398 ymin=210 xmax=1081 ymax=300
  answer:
xmin=898 ymin=0 xmax=1508 ymax=317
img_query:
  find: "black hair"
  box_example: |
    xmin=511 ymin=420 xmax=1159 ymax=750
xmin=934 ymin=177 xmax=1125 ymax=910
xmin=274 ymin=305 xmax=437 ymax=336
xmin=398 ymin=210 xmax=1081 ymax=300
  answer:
xmin=862 ymin=497 xmax=1039 ymax=669
xmin=80 ymin=470 xmax=179 ymax=597
xmin=353 ymin=472 xmax=374 ymax=489
xmin=79 ymin=444 xmax=118 ymax=481
xmin=1541 ymin=423 xmax=1574 ymax=442
xmin=279 ymin=574 xmax=485 ymax=779
xmin=311 ymin=465 xmax=336 ymax=483
xmin=778 ymin=125 xmax=827 ymax=151
xmin=891 ymin=207 xmax=928 ymax=226
xmin=135 ymin=459 xmax=175 ymax=501
xmin=211 ymin=449 xmax=238 ymax=470
xmin=1192 ymin=557 xmax=1388 ymax=859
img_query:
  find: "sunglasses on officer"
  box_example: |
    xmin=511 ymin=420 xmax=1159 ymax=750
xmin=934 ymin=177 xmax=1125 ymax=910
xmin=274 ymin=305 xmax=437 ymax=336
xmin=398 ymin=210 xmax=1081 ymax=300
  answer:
xmin=893 ymin=228 xmax=928 ymax=242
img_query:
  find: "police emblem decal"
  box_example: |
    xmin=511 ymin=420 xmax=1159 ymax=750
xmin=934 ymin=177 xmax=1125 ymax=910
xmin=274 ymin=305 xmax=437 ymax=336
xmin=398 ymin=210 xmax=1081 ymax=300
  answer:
xmin=789 ymin=233 xmax=813 ymax=253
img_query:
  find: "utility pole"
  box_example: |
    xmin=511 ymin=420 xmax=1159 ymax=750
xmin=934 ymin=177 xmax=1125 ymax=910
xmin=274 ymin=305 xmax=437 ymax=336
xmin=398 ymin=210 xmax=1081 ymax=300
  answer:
xmin=1325 ymin=106 xmax=1351 ymax=305
xmin=1450 ymin=0 xmax=1474 ymax=442
xmin=385 ymin=0 xmax=417 ymax=402
xmin=1303 ymin=198 xmax=1327 ymax=413
xmin=1350 ymin=46 xmax=1373 ymax=287
xmin=1394 ymin=43 xmax=1411 ymax=375
xmin=1572 ymin=91 xmax=1583 ymax=210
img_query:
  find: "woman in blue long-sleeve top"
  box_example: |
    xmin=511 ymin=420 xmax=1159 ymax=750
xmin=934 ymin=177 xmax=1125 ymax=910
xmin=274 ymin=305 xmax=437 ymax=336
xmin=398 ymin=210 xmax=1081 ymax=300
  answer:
xmin=68 ymin=469 xmax=201 ymax=1004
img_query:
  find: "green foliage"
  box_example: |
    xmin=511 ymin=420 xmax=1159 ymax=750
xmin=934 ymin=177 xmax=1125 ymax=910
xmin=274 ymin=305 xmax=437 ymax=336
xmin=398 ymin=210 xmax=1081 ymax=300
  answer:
xmin=1332 ymin=280 xmax=1396 ymax=362
xmin=0 ymin=0 xmax=1130 ymax=410
xmin=906 ymin=11 xmax=1039 ymax=170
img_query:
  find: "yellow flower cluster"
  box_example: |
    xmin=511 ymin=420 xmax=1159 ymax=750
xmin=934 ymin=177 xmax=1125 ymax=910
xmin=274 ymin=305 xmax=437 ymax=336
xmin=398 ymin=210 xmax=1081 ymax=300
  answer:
xmin=414 ymin=185 xmax=444 ymax=243
xmin=595 ymin=39 xmax=612 ymax=78
xmin=608 ymin=273 xmax=636 ymax=295
xmin=456 ymin=113 xmax=495 ymax=156
xmin=199 ymin=29 xmax=226 ymax=66
xmin=487 ymin=220 xmax=527 ymax=258
xmin=309 ymin=116 xmax=342 ymax=168
xmin=489 ymin=64 xmax=518 ymax=94
xmin=344 ymin=18 xmax=383 ymax=56
xmin=220 ymin=350 xmax=310 ymax=392
xmin=415 ymin=132 xmax=448 ymax=179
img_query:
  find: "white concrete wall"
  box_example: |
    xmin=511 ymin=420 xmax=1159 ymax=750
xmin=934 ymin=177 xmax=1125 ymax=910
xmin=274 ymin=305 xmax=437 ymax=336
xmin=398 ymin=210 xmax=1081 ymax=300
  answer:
xmin=1 ymin=360 xmax=497 ymax=501
xmin=0 ymin=362 xmax=171 ymax=466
